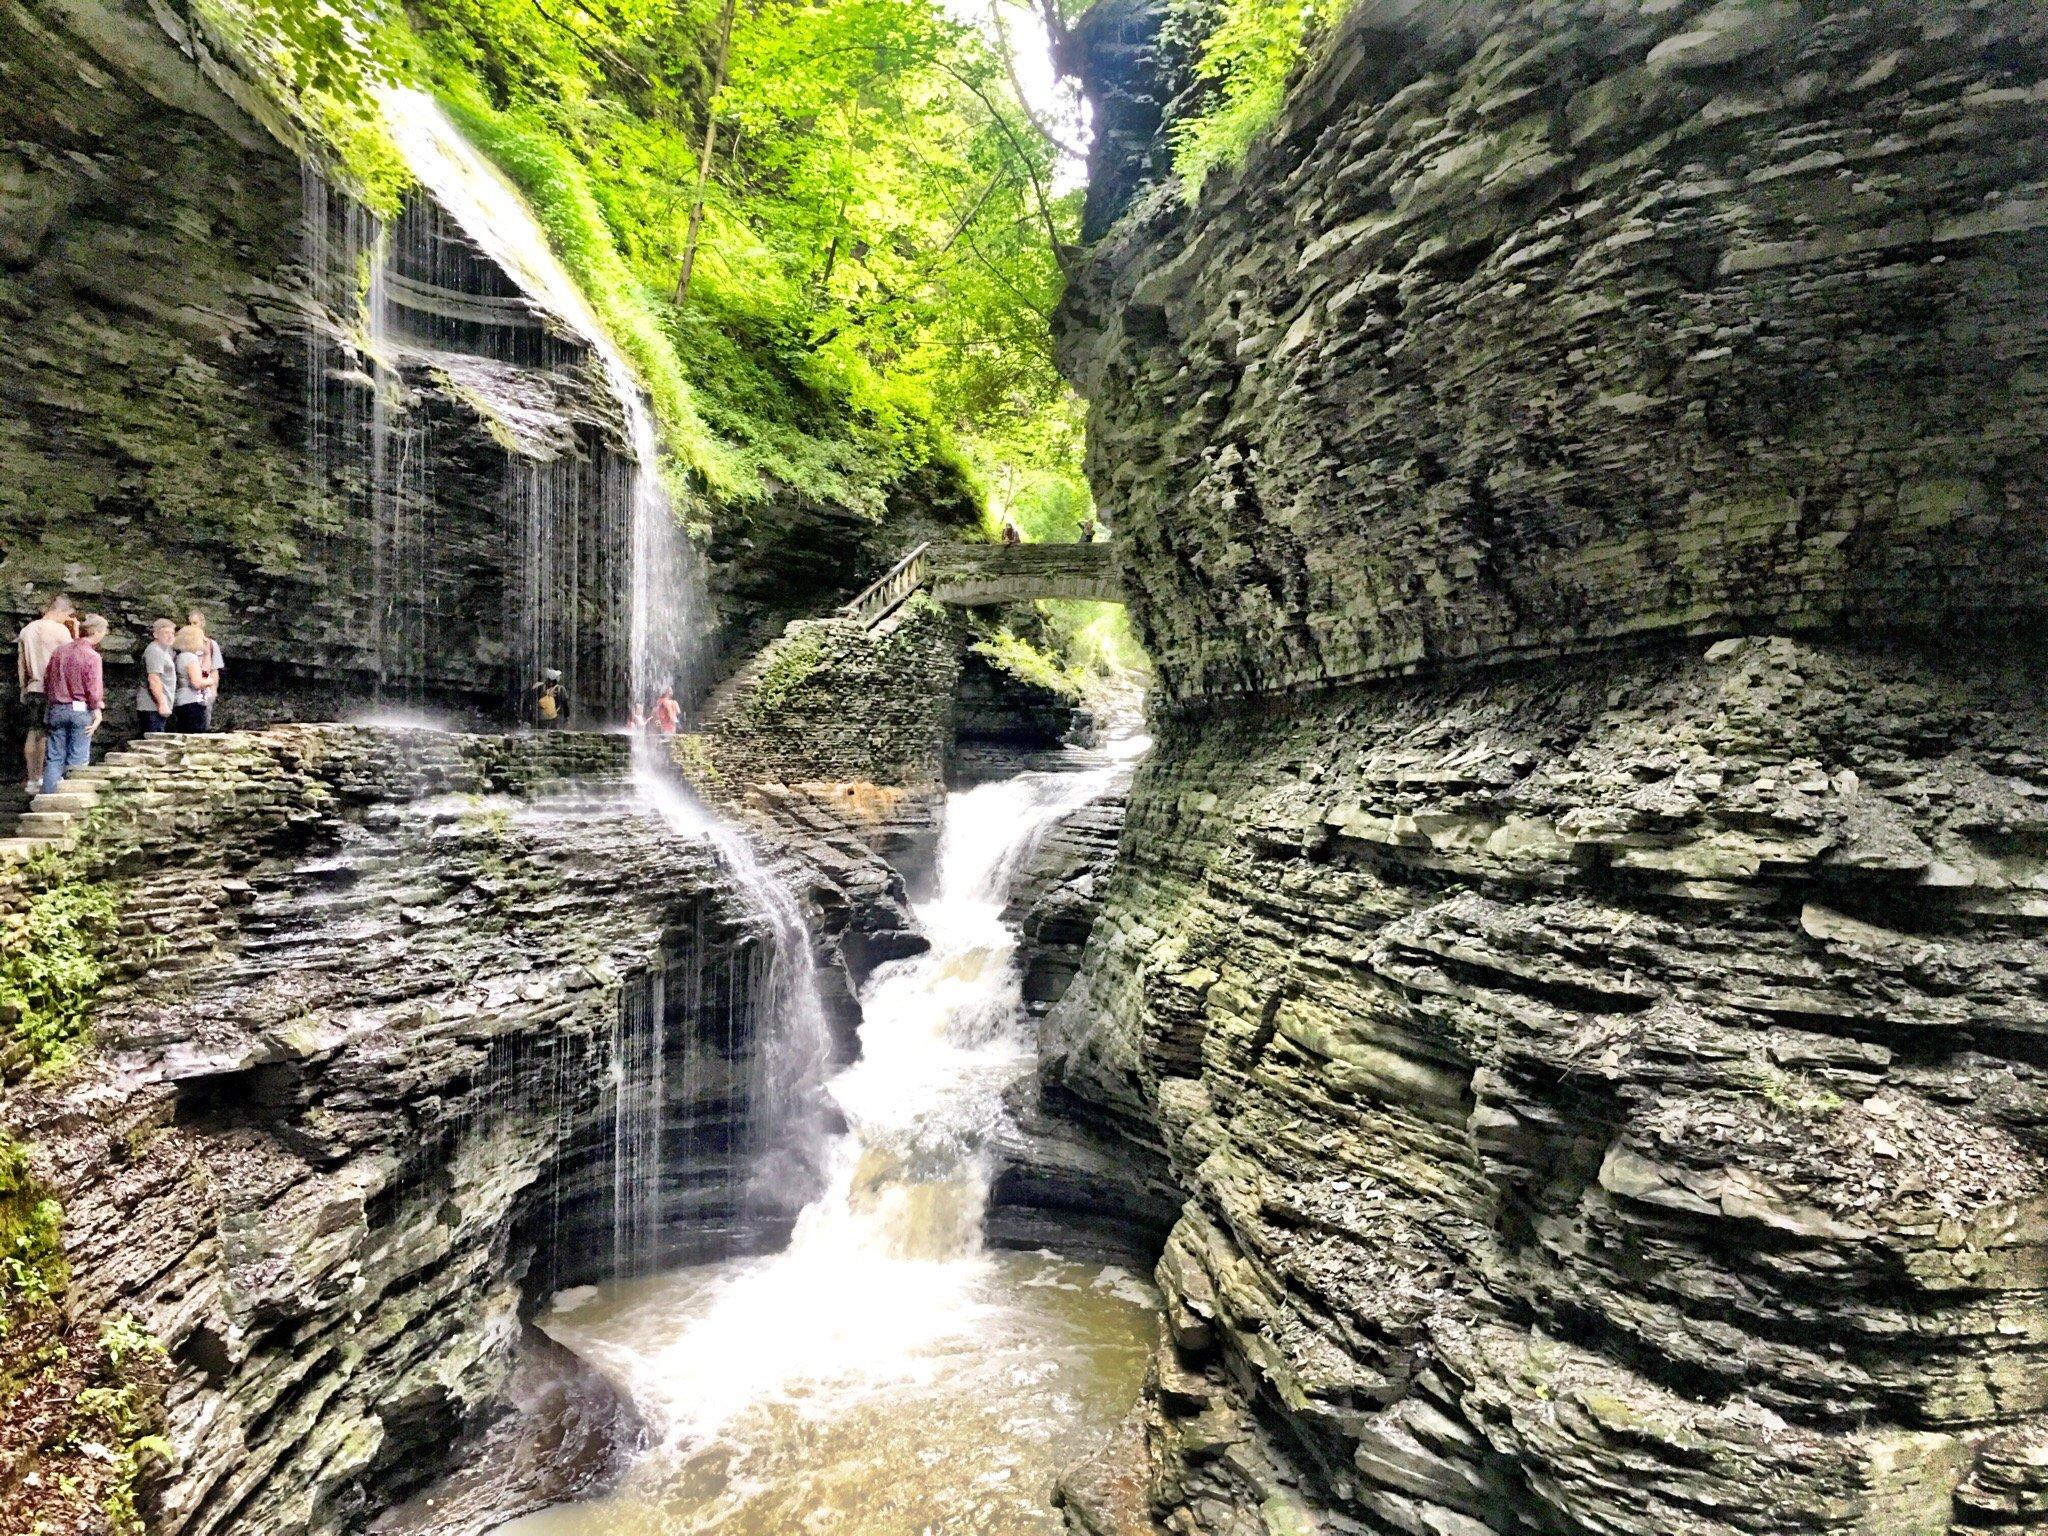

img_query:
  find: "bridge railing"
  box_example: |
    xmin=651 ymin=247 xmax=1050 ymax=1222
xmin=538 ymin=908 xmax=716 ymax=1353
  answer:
xmin=839 ymin=540 xmax=932 ymax=630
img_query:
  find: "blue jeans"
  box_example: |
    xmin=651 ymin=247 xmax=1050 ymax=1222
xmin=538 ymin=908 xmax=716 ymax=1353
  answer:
xmin=41 ymin=703 xmax=92 ymax=795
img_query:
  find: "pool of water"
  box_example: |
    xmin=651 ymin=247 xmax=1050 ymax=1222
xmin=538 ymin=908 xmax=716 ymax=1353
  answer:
xmin=495 ymin=1251 xmax=1154 ymax=1536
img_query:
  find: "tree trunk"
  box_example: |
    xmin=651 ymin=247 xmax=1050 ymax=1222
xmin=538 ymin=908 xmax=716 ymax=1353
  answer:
xmin=674 ymin=0 xmax=739 ymax=306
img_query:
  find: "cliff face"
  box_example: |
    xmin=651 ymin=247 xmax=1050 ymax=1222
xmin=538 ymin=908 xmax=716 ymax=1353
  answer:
xmin=0 ymin=0 xmax=976 ymax=746
xmin=1061 ymin=0 xmax=2048 ymax=704
xmin=0 ymin=727 xmax=911 ymax=1535
xmin=0 ymin=1 xmax=651 ymax=730
xmin=1051 ymin=4 xmax=2048 ymax=1532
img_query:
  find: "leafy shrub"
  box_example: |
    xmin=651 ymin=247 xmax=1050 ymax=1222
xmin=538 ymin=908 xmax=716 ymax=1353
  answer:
xmin=0 ymin=880 xmax=120 ymax=1068
xmin=1170 ymin=0 xmax=1353 ymax=201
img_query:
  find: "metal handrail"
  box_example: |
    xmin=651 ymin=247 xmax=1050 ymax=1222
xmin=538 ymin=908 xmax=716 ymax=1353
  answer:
xmin=839 ymin=541 xmax=932 ymax=629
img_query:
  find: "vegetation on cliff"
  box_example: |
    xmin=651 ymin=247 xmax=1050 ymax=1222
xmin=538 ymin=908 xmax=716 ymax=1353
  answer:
xmin=0 ymin=868 xmax=121 ymax=1073
xmin=0 ymin=1140 xmax=172 ymax=1536
xmin=209 ymin=0 xmax=1093 ymax=533
xmin=1167 ymin=0 xmax=1345 ymax=199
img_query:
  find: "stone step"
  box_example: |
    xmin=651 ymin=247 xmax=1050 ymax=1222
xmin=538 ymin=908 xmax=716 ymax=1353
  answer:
xmin=0 ymin=838 xmax=46 ymax=862
xmin=31 ymin=791 xmax=99 ymax=814
xmin=13 ymin=812 xmax=76 ymax=839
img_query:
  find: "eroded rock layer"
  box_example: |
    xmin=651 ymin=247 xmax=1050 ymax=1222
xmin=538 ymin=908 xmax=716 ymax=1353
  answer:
xmin=1 ymin=728 xmax=906 ymax=1535
xmin=1060 ymin=0 xmax=2048 ymax=704
xmin=1050 ymin=2 xmax=2048 ymax=1531
xmin=1047 ymin=640 xmax=2048 ymax=1533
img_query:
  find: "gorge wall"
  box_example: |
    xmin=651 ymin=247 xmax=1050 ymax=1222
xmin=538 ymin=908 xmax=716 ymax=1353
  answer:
xmin=0 ymin=725 xmax=913 ymax=1535
xmin=1050 ymin=3 xmax=2048 ymax=1532
xmin=0 ymin=0 xmax=654 ymax=732
xmin=0 ymin=0 xmax=976 ymax=751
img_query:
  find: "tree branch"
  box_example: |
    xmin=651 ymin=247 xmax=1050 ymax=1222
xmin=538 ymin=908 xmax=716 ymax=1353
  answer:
xmin=990 ymin=4 xmax=1087 ymax=160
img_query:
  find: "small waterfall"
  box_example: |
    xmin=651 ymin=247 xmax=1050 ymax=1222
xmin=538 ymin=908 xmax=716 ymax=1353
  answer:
xmin=610 ymin=967 xmax=666 ymax=1278
xmin=320 ymin=90 xmax=827 ymax=1277
xmin=629 ymin=772 xmax=835 ymax=1260
xmin=616 ymin=756 xmax=1129 ymax=1442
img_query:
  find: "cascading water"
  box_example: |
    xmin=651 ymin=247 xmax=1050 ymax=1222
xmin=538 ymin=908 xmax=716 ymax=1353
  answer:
xmin=352 ymin=94 xmax=1156 ymax=1524
xmin=495 ymin=742 xmax=1156 ymax=1536
xmin=364 ymin=90 xmax=821 ymax=1274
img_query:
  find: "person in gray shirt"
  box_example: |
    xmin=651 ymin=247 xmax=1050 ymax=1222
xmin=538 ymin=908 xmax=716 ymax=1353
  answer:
xmin=137 ymin=619 xmax=176 ymax=733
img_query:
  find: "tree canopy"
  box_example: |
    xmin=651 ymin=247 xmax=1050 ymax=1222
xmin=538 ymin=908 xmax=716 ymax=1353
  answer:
xmin=207 ymin=0 xmax=1094 ymax=532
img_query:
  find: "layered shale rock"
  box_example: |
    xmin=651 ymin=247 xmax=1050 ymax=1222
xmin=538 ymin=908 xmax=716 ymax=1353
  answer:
xmin=0 ymin=1 xmax=652 ymax=732
xmin=0 ymin=727 xmax=903 ymax=1535
xmin=0 ymin=0 xmax=980 ymax=750
xmin=1050 ymin=2 xmax=2048 ymax=1531
xmin=1060 ymin=0 xmax=2048 ymax=703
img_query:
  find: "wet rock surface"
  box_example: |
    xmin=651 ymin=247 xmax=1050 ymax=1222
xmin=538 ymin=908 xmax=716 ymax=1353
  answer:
xmin=0 ymin=2 xmax=649 ymax=735
xmin=1050 ymin=2 xmax=2048 ymax=1531
xmin=0 ymin=728 xmax=901 ymax=1536
xmin=1044 ymin=641 xmax=2048 ymax=1534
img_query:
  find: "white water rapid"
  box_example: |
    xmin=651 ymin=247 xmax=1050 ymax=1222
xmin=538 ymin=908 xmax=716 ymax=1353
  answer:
xmin=496 ymin=743 xmax=1155 ymax=1535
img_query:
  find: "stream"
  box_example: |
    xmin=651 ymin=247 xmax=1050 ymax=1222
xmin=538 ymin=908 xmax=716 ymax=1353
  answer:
xmin=496 ymin=743 xmax=1154 ymax=1535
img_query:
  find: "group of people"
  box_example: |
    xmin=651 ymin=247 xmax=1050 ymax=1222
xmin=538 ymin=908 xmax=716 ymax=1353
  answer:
xmin=527 ymin=672 xmax=682 ymax=739
xmin=997 ymin=515 xmax=1100 ymax=545
xmin=15 ymin=595 xmax=223 ymax=797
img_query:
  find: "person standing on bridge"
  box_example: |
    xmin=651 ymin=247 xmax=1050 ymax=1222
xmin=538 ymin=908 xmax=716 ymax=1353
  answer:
xmin=1079 ymin=514 xmax=1099 ymax=543
xmin=1000 ymin=518 xmax=1022 ymax=546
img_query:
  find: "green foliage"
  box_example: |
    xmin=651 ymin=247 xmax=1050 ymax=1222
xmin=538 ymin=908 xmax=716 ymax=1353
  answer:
xmin=0 ymin=1150 xmax=170 ymax=1535
xmin=399 ymin=0 xmax=1085 ymax=516
xmin=974 ymin=627 xmax=1082 ymax=699
xmin=434 ymin=87 xmax=747 ymax=499
xmin=1038 ymin=599 xmax=1148 ymax=679
xmin=99 ymin=1317 xmax=162 ymax=1371
xmin=196 ymin=0 xmax=413 ymax=212
xmin=749 ymin=627 xmax=830 ymax=711
xmin=0 ymin=880 xmax=121 ymax=1069
xmin=972 ymin=393 xmax=1092 ymax=540
xmin=1169 ymin=0 xmax=1350 ymax=200
xmin=70 ymin=1323 xmax=174 ymax=1536
xmin=0 ymin=1138 xmax=66 ymax=1339
xmin=209 ymin=0 xmax=1110 ymax=667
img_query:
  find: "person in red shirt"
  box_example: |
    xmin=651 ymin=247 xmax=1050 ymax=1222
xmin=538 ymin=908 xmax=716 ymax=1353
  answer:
xmin=648 ymin=685 xmax=682 ymax=736
xmin=40 ymin=614 xmax=107 ymax=797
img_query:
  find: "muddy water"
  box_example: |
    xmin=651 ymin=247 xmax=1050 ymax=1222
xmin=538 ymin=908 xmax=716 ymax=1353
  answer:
xmin=497 ymin=1253 xmax=1153 ymax=1535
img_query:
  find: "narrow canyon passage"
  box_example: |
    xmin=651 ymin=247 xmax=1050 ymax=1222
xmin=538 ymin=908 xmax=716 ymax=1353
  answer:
xmin=498 ymin=742 xmax=1153 ymax=1535
xmin=5 ymin=2 xmax=2046 ymax=1534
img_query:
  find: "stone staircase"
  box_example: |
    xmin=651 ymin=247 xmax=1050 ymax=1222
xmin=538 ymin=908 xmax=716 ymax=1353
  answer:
xmin=0 ymin=738 xmax=177 ymax=862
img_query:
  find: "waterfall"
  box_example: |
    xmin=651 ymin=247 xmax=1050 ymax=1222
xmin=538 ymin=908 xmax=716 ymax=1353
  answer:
xmin=621 ymin=757 xmax=1130 ymax=1441
xmin=494 ymin=748 xmax=1154 ymax=1536
xmin=344 ymin=89 xmax=826 ymax=1275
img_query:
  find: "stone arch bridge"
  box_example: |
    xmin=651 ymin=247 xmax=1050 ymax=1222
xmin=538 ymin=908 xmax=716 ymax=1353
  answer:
xmin=841 ymin=541 xmax=1121 ymax=628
